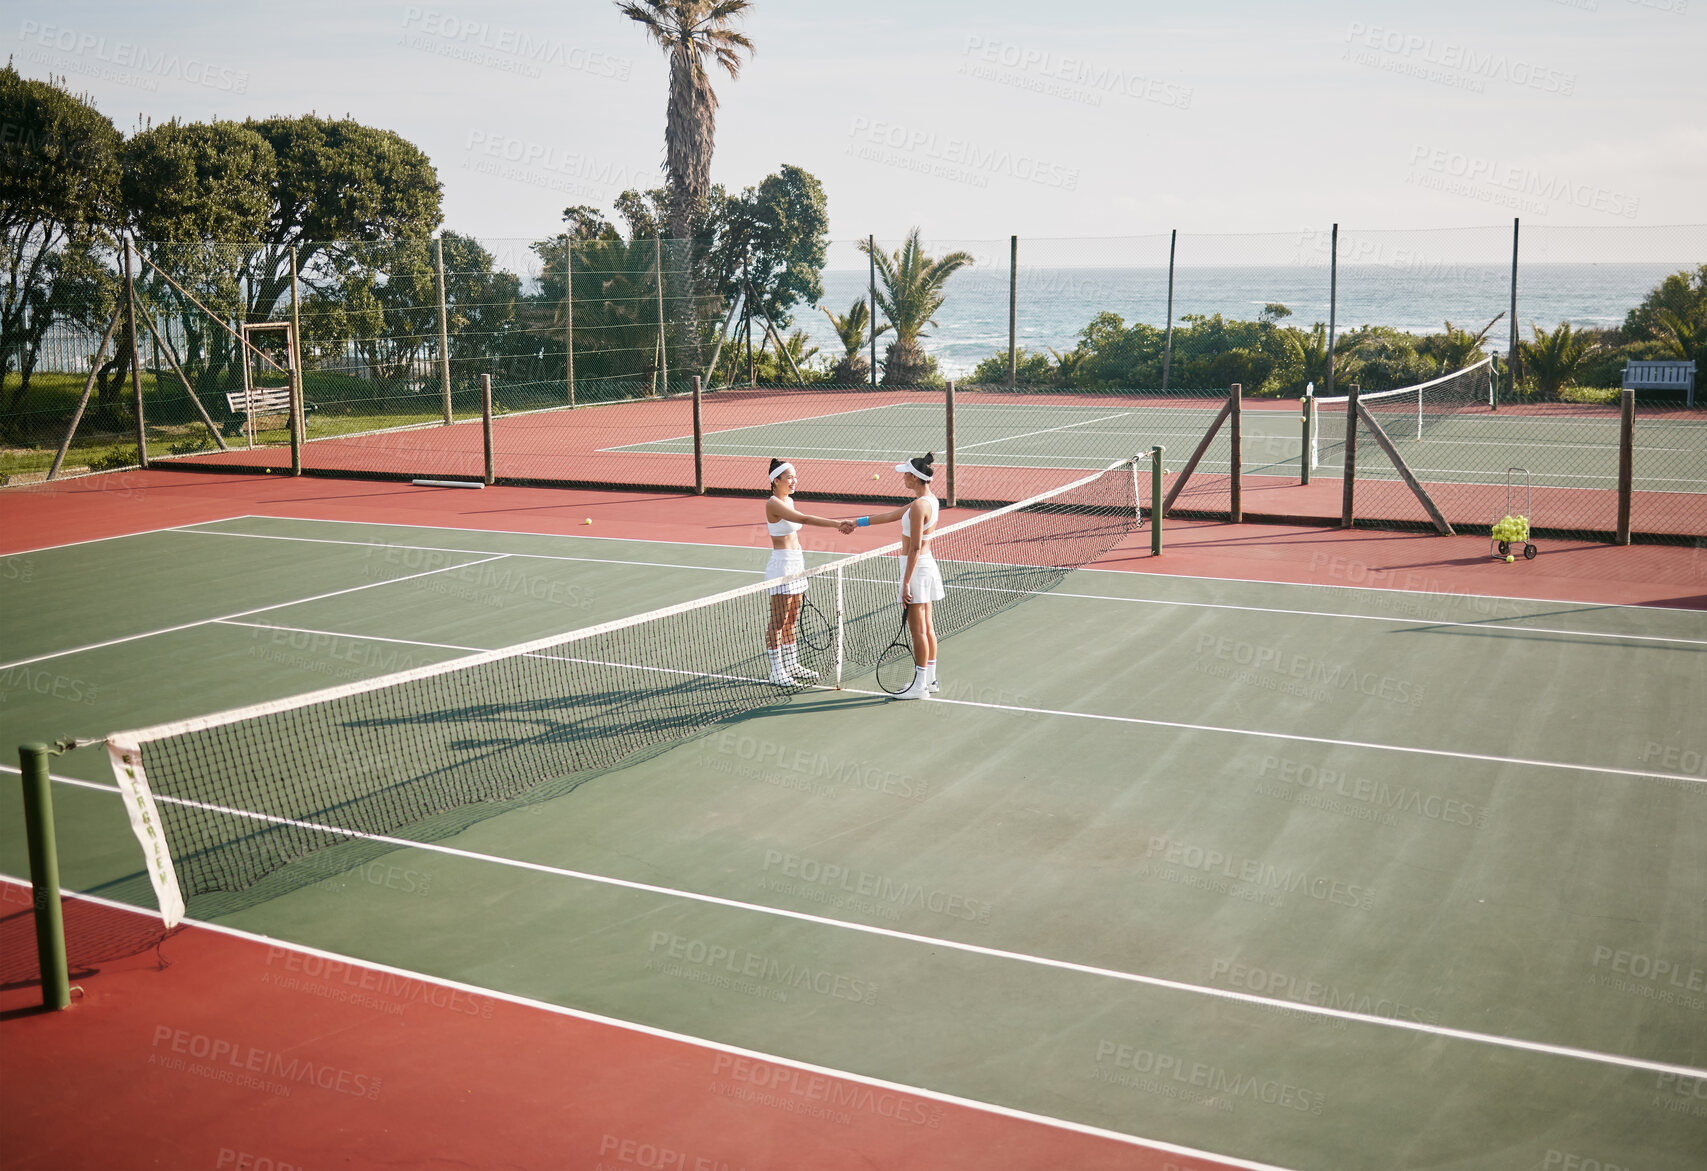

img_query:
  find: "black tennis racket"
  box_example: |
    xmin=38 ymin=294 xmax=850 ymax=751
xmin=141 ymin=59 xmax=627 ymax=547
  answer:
xmin=796 ymin=596 xmax=833 ymax=654
xmin=874 ymin=616 xmax=916 ymax=695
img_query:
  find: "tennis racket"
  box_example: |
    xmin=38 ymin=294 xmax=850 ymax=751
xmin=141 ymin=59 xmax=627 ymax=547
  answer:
xmin=796 ymin=596 xmax=833 ymax=654
xmin=874 ymin=616 xmax=916 ymax=695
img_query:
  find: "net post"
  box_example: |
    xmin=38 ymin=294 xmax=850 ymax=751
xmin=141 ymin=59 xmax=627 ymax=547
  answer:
xmin=1151 ymin=446 xmax=1165 ymax=555
xmin=833 ymin=565 xmax=846 ymax=690
xmin=289 ymin=245 xmax=304 ymax=475
xmin=19 ymin=743 xmax=71 ymax=1011
xmin=123 ymin=239 xmax=149 ymax=469
xmin=1340 ymin=382 xmax=1359 ymax=527
xmin=436 ymin=236 xmax=453 ymax=426
xmin=1616 ymin=388 xmax=1634 ymax=545
xmin=944 ymin=380 xmax=957 ymax=507
xmin=1300 ymin=391 xmax=1314 ymax=485
xmin=692 ymin=375 xmax=705 ymax=494
xmin=1229 ymin=384 xmax=1242 ymax=523
xmin=480 ymin=374 xmax=494 ymax=485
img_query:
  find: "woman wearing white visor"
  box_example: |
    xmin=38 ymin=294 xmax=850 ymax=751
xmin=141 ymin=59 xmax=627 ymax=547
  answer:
xmin=764 ymin=458 xmax=855 ymax=686
xmin=853 ymin=453 xmax=943 ymax=700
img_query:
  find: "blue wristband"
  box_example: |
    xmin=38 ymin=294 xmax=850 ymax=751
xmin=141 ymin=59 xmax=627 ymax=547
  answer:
xmin=856 ymin=516 xmax=870 ymax=527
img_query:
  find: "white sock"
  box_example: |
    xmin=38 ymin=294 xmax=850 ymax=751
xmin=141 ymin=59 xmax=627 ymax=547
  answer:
xmin=767 ymin=648 xmax=787 ymax=678
xmin=783 ymin=643 xmax=817 ymax=677
xmin=926 ymin=660 xmax=937 ymax=685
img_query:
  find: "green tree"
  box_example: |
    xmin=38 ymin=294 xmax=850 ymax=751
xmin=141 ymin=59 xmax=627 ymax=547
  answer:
xmin=858 ymin=229 xmax=974 ymax=386
xmin=820 ymin=298 xmax=886 ymax=385
xmin=1621 ymin=264 xmax=1707 ymax=348
xmin=616 ymin=0 xmax=755 ymax=374
xmin=0 ymin=66 xmax=123 ymax=414
xmin=970 ymin=347 xmax=1056 ymax=386
xmin=704 ymin=164 xmax=828 ymax=328
xmin=1519 ymin=321 xmax=1600 ymax=400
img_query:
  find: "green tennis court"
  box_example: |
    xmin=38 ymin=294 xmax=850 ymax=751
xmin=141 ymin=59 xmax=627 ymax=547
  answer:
xmin=3 ymin=516 xmax=1704 ymax=1169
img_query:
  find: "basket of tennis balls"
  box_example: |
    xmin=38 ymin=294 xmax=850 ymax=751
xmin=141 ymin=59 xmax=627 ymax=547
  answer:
xmin=1491 ymin=515 xmax=1530 ymax=543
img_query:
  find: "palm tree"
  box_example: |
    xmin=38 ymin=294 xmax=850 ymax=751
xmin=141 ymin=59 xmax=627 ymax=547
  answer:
xmin=615 ymin=1 xmax=754 ymax=376
xmin=857 ymin=230 xmax=974 ymax=386
xmin=1436 ymin=312 xmax=1505 ymax=371
xmin=820 ymin=298 xmax=887 ymax=385
xmin=1283 ymin=322 xmax=1360 ymax=396
xmin=1519 ymin=321 xmax=1599 ymax=400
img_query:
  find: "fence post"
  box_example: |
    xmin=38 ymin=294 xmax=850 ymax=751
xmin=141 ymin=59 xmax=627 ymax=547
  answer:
xmin=1229 ymin=384 xmax=1242 ymax=523
xmin=481 ymin=373 xmax=494 ymax=486
xmin=1301 ymin=390 xmax=1314 ymax=485
xmin=19 ymin=743 xmax=70 ymax=1011
xmin=289 ymin=244 xmax=303 ymax=475
xmin=1007 ymin=236 xmax=1018 ymax=388
xmin=1340 ymin=383 xmax=1360 ymax=527
xmin=1616 ymin=388 xmax=1634 ymax=545
xmin=655 ymin=236 xmax=668 ymax=395
xmin=1507 ymin=218 xmax=1520 ymax=394
xmin=436 ymin=236 xmax=453 ymax=425
xmin=692 ymin=375 xmax=705 ymax=494
xmin=123 ymin=240 xmax=149 ymax=468
xmin=945 ymin=381 xmax=957 ymax=507
xmin=868 ymin=235 xmax=878 ymax=389
xmin=1162 ymin=229 xmax=1176 ymax=391
xmin=565 ymin=242 xmax=576 ymax=407
xmin=1324 ymin=224 xmax=1338 ymax=399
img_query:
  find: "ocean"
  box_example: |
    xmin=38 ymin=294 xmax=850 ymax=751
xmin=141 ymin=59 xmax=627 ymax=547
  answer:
xmin=789 ymin=262 xmax=1692 ymax=379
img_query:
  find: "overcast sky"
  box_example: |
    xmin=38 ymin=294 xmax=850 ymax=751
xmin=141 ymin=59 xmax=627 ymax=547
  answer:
xmin=12 ymin=0 xmax=1704 ymax=260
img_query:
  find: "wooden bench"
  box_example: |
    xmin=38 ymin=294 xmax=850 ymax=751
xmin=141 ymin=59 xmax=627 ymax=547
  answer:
xmin=1622 ymin=359 xmax=1697 ymax=407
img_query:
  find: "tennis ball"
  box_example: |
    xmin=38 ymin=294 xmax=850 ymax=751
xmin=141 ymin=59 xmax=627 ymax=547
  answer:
xmin=584 ymin=518 xmax=593 ymax=525
xmin=1505 ymin=554 xmax=1514 ymax=563
xmin=873 ymin=473 xmax=880 ymax=480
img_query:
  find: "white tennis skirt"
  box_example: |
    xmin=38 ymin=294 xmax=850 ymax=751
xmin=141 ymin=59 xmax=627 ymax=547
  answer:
xmin=764 ymin=548 xmax=808 ymax=596
xmin=899 ymin=552 xmax=946 ymax=604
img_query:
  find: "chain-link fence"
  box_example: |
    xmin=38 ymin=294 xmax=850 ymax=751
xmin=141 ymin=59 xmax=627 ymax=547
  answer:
xmin=4 ymin=224 xmax=1701 ymax=542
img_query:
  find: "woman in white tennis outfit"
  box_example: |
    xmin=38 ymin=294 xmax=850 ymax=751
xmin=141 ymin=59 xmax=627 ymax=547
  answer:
xmin=764 ymin=458 xmax=856 ymax=687
xmin=855 ymin=453 xmax=944 ymax=700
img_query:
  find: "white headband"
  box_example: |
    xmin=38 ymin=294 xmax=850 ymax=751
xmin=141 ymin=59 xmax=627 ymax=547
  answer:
xmin=769 ymin=462 xmax=795 ymax=482
xmin=895 ymin=460 xmax=933 ymax=481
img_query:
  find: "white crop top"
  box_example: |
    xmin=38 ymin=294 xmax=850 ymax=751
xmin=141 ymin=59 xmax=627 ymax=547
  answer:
xmin=767 ymin=499 xmax=802 ymax=536
xmin=901 ymin=493 xmax=938 ymax=539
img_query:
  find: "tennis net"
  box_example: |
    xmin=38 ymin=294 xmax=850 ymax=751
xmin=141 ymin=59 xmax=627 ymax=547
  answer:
xmin=1308 ymin=358 xmax=1494 ymax=469
xmin=106 ymin=458 xmax=1141 ymax=925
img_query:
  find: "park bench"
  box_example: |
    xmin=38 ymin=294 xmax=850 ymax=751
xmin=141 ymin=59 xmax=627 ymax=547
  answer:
xmin=1622 ymin=359 xmax=1696 ymax=407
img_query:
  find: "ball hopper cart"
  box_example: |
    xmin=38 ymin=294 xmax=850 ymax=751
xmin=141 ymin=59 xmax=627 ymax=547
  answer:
xmin=1491 ymin=467 xmax=1538 ymax=561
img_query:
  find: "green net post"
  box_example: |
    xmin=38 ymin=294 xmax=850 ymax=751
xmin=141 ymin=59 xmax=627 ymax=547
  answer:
xmin=19 ymin=744 xmax=71 ymax=1011
xmin=1151 ymin=446 xmax=1165 ymax=556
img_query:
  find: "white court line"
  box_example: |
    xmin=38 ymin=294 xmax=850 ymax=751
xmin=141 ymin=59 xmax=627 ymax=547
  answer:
xmin=10 ymin=772 xmax=1702 ymax=1082
xmin=601 ymin=400 xmax=914 ymax=451
xmin=155 ymin=515 xmax=1707 ymax=617
xmin=0 ymin=876 xmax=1300 ymax=1171
xmin=159 ymin=526 xmax=1707 ymax=644
xmin=956 ymin=411 xmax=1136 ymax=452
xmin=0 ymin=554 xmax=511 ymax=671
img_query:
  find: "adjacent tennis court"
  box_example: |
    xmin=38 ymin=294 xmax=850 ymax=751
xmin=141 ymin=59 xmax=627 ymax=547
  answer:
xmin=4 ymin=510 xmax=1703 ymax=1170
